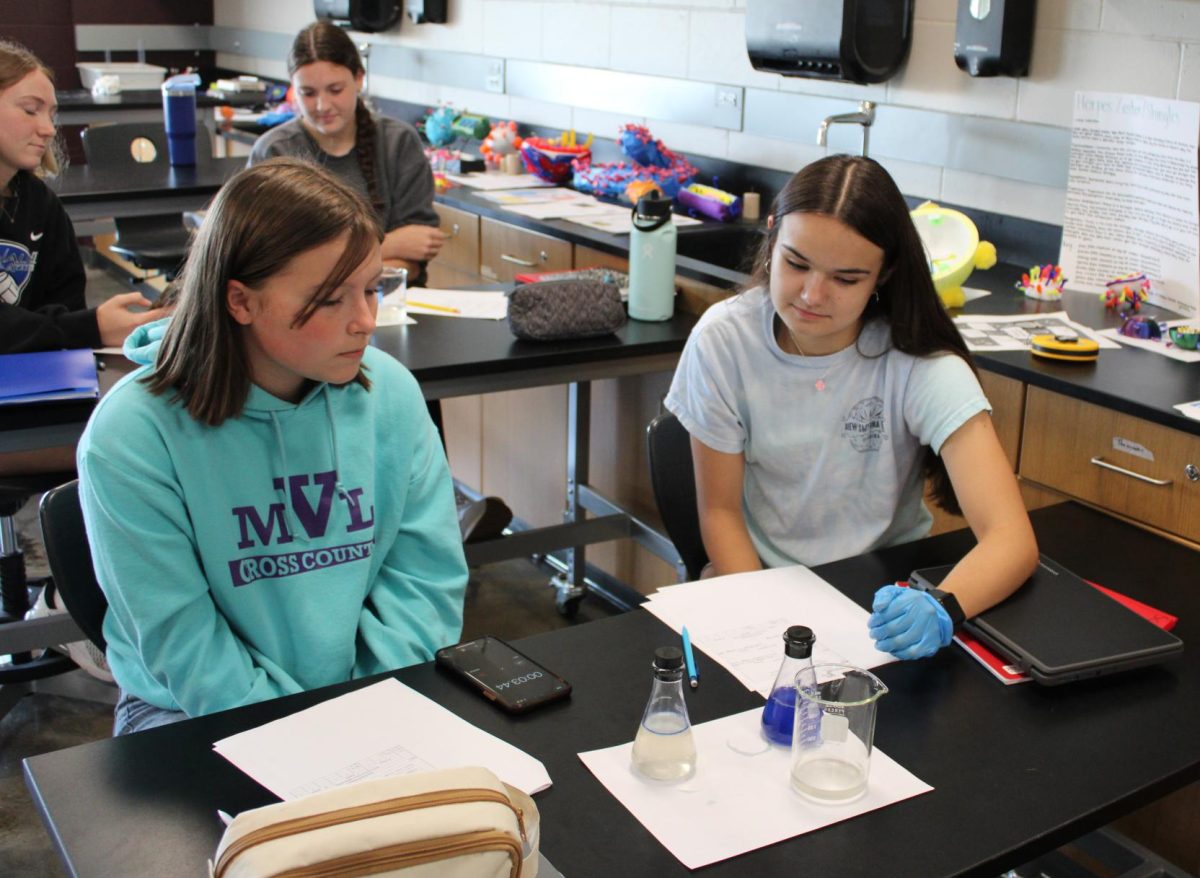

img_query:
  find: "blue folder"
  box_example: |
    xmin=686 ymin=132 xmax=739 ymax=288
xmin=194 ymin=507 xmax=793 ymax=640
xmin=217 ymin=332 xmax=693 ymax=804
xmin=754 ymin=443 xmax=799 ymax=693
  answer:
xmin=0 ymin=349 xmax=100 ymax=406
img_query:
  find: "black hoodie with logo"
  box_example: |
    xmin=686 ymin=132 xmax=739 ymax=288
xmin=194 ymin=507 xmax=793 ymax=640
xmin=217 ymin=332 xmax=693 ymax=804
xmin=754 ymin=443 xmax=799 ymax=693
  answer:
xmin=0 ymin=170 xmax=98 ymax=353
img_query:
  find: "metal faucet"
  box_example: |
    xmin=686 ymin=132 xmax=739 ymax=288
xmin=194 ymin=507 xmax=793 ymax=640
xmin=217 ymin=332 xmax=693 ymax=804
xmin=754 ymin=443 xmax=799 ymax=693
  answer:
xmin=816 ymin=100 xmax=876 ymax=157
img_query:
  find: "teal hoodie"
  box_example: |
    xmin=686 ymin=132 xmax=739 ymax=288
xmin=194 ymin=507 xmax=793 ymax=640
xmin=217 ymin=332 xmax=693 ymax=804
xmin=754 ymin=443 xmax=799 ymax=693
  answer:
xmin=78 ymin=318 xmax=468 ymax=716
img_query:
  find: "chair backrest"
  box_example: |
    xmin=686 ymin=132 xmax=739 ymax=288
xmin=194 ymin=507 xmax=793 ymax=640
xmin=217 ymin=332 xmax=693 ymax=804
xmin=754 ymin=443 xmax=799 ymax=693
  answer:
xmin=646 ymin=411 xmax=709 ymax=582
xmin=81 ymin=121 xmax=213 ymax=168
xmin=38 ymin=480 xmax=107 ymax=651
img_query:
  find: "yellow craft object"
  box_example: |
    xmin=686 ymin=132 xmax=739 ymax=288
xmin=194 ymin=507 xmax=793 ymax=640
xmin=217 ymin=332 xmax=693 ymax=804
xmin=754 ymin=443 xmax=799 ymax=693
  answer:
xmin=910 ymin=202 xmax=996 ymax=309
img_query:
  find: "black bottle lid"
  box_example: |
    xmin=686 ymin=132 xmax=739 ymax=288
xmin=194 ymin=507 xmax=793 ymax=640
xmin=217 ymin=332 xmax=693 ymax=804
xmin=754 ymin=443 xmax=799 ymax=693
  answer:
xmin=636 ymin=190 xmax=673 ymax=220
xmin=783 ymin=625 xmax=815 ymax=659
xmin=653 ymin=645 xmax=684 ymax=670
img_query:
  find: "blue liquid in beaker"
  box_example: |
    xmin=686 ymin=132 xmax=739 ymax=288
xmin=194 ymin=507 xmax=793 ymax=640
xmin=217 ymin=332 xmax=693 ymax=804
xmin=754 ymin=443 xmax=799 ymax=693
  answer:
xmin=761 ymin=685 xmax=797 ymax=746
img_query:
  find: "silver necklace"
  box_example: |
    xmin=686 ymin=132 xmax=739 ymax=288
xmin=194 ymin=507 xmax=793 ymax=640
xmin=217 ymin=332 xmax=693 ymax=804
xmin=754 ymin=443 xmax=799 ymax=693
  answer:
xmin=0 ymin=184 xmax=18 ymax=225
xmin=779 ymin=319 xmax=834 ymax=392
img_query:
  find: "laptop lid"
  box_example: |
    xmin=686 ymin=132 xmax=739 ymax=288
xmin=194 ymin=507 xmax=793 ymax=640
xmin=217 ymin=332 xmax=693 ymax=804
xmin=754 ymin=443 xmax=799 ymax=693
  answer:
xmin=909 ymin=555 xmax=1183 ymax=686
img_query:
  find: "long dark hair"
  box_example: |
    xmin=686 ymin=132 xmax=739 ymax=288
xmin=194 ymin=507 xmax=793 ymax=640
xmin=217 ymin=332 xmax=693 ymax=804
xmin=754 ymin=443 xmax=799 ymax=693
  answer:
xmin=146 ymin=158 xmax=383 ymax=426
xmin=288 ymin=21 xmax=384 ymax=217
xmin=746 ymin=155 xmax=975 ymax=514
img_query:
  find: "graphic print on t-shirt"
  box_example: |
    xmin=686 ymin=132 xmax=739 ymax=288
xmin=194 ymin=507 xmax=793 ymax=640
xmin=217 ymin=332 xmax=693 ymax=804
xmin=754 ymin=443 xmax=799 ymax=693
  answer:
xmin=843 ymin=396 xmax=886 ymax=452
xmin=0 ymin=239 xmax=36 ymax=305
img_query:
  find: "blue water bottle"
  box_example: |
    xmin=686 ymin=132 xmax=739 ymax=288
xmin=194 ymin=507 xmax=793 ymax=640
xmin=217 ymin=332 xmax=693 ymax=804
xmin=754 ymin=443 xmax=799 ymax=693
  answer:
xmin=161 ymin=73 xmax=201 ymax=166
xmin=627 ymin=191 xmax=677 ymax=322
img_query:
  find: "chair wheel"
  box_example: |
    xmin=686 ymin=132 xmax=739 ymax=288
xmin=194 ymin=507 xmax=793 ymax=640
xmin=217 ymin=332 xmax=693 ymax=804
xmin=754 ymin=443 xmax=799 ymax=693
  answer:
xmin=555 ymin=593 xmax=583 ymax=618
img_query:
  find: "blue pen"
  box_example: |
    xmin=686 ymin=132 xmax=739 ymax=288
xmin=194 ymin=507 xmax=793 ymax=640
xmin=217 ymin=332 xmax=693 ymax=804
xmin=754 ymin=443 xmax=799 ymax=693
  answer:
xmin=681 ymin=626 xmax=699 ymax=689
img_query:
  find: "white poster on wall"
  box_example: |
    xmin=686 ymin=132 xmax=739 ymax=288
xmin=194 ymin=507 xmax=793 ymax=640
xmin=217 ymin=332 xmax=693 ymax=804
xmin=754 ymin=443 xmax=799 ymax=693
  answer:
xmin=1059 ymin=91 xmax=1199 ymax=317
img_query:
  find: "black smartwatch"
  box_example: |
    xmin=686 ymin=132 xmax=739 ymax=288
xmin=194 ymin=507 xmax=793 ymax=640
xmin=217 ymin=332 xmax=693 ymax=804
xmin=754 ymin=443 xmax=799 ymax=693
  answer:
xmin=925 ymin=587 xmax=966 ymax=630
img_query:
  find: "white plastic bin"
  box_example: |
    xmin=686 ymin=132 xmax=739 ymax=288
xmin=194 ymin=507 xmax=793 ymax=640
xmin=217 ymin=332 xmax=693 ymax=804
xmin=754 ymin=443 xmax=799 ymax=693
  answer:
xmin=76 ymin=63 xmax=167 ymax=90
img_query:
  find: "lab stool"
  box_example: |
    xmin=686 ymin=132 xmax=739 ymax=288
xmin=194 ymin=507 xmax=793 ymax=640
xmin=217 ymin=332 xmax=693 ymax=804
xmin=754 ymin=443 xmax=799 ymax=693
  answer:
xmin=0 ymin=472 xmax=78 ymax=694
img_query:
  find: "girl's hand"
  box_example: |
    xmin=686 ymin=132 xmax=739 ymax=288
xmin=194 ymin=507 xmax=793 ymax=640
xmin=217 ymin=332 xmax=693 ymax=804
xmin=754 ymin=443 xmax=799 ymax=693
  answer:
xmin=386 ymin=224 xmax=447 ymax=262
xmin=96 ymin=292 xmax=170 ymax=347
xmin=867 ymin=584 xmax=953 ymax=660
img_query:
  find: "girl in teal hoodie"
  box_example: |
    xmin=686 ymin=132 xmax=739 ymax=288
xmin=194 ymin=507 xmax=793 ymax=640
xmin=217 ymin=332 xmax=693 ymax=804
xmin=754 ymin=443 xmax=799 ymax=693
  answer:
xmin=77 ymin=158 xmax=469 ymax=735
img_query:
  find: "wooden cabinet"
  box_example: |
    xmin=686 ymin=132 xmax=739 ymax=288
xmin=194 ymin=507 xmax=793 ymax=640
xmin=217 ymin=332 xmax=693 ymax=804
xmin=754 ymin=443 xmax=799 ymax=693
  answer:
xmin=1020 ymin=387 xmax=1200 ymax=546
xmin=479 ymin=217 xmax=572 ymax=282
xmin=431 ymin=203 xmax=480 ymax=275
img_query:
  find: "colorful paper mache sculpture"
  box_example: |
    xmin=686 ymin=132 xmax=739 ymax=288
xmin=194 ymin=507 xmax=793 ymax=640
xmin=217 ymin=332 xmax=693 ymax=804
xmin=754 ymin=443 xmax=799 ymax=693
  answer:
xmin=520 ymin=131 xmax=593 ymax=184
xmin=1103 ymin=272 xmax=1151 ymax=313
xmin=480 ymin=121 xmax=522 ymax=168
xmin=1018 ymin=264 xmax=1066 ymax=301
xmin=908 ymin=201 xmax=997 ymax=308
xmin=677 ymin=183 xmax=742 ymax=223
xmin=572 ymin=124 xmax=698 ymax=203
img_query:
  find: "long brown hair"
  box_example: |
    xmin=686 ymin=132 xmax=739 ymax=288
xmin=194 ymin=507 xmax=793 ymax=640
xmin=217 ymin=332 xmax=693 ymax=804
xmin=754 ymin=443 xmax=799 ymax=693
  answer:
xmin=146 ymin=158 xmax=383 ymax=426
xmin=0 ymin=39 xmax=64 ymax=179
xmin=288 ymin=21 xmax=384 ymax=217
xmin=746 ymin=155 xmax=976 ymax=514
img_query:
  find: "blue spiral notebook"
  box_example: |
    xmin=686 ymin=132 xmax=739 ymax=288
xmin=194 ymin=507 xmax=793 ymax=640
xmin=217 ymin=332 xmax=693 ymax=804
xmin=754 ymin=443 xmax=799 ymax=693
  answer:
xmin=0 ymin=349 xmax=99 ymax=406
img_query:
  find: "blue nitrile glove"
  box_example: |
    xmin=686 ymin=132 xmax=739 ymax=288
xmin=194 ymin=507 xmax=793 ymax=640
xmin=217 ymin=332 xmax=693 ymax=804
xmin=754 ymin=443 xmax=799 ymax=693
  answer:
xmin=867 ymin=584 xmax=953 ymax=660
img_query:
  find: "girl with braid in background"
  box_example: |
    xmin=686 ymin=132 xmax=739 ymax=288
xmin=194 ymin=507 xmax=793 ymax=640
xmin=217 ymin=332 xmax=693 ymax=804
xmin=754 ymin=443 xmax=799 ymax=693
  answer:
xmin=248 ymin=21 xmax=445 ymax=284
xmin=248 ymin=21 xmax=514 ymax=543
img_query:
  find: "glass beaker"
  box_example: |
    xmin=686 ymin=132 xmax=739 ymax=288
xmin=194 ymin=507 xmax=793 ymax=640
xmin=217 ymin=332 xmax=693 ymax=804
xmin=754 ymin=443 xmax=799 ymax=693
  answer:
xmin=790 ymin=663 xmax=888 ymax=804
xmin=375 ymin=266 xmax=408 ymax=325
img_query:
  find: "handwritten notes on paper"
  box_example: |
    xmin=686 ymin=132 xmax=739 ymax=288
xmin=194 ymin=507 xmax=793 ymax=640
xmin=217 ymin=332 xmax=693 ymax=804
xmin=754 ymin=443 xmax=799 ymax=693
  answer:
xmin=1060 ymin=92 xmax=1199 ymax=316
xmin=643 ymin=566 xmax=895 ymax=696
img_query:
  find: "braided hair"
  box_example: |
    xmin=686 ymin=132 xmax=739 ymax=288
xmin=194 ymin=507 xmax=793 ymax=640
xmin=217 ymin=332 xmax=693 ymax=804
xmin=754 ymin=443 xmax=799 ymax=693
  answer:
xmin=288 ymin=22 xmax=383 ymax=218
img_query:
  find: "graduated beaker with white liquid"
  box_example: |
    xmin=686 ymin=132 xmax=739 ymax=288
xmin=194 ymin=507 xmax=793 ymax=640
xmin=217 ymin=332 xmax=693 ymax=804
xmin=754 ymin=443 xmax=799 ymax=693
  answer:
xmin=790 ymin=663 xmax=887 ymax=804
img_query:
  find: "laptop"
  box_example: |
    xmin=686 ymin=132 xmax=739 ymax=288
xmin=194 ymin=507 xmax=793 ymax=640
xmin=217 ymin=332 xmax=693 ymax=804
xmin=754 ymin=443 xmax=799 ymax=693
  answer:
xmin=909 ymin=555 xmax=1183 ymax=686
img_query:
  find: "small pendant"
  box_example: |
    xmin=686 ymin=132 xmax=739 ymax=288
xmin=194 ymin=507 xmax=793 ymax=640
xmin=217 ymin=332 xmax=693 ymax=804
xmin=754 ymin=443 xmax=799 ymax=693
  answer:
xmin=814 ymin=379 xmax=826 ymax=392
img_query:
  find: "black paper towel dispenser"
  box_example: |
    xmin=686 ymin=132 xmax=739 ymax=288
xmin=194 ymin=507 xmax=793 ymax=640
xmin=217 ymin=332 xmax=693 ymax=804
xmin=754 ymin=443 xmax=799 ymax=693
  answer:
xmin=746 ymin=0 xmax=913 ymax=83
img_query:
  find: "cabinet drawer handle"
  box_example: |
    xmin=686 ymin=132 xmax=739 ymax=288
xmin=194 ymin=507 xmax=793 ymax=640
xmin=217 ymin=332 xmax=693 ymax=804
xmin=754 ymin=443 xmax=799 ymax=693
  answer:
xmin=500 ymin=253 xmax=536 ymax=267
xmin=450 ymin=222 xmax=460 ymax=237
xmin=1089 ymin=456 xmax=1172 ymax=486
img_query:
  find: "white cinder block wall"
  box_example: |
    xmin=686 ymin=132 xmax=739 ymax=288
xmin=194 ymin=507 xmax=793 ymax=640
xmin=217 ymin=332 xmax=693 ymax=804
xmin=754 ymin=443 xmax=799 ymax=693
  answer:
xmin=215 ymin=0 xmax=1200 ymax=229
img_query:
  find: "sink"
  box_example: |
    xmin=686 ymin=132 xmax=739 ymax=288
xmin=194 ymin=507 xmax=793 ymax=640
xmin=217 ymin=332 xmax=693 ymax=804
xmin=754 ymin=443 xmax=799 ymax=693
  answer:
xmin=674 ymin=223 xmax=765 ymax=274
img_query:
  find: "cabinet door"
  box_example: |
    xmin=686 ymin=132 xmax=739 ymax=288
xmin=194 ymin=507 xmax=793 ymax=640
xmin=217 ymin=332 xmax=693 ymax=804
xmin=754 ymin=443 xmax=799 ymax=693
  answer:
xmin=432 ymin=203 xmax=480 ymax=275
xmin=479 ymin=218 xmax=572 ymax=282
xmin=1020 ymin=386 xmax=1200 ymax=544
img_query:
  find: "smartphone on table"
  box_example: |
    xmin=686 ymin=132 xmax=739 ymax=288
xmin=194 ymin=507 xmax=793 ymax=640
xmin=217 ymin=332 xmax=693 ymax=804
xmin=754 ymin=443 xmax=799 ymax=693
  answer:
xmin=435 ymin=635 xmax=571 ymax=714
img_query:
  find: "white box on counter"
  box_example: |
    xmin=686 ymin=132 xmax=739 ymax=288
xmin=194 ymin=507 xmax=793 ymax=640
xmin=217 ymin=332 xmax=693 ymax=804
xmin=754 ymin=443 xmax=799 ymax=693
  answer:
xmin=76 ymin=62 xmax=167 ymax=90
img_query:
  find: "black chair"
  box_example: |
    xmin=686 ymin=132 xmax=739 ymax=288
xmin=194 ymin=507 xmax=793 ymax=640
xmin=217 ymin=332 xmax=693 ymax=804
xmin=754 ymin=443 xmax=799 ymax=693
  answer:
xmin=38 ymin=480 xmax=107 ymax=653
xmin=80 ymin=121 xmax=210 ymax=281
xmin=646 ymin=412 xmax=709 ymax=582
xmin=0 ymin=473 xmax=78 ymax=688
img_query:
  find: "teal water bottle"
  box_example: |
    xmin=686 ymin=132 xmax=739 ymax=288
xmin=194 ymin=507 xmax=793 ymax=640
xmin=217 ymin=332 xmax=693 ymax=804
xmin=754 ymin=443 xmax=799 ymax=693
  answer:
xmin=628 ymin=191 xmax=677 ymax=322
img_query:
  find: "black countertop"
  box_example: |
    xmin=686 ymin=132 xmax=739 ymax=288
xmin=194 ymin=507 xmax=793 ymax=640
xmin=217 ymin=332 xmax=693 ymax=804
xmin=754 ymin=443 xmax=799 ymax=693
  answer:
xmin=56 ymin=88 xmax=264 ymax=112
xmin=22 ymin=502 xmax=1200 ymax=878
xmin=437 ymin=184 xmax=1200 ymax=437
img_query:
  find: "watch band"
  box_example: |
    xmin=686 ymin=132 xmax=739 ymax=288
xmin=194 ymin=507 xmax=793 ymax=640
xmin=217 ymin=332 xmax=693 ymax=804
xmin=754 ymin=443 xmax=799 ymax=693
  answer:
xmin=927 ymin=587 xmax=966 ymax=630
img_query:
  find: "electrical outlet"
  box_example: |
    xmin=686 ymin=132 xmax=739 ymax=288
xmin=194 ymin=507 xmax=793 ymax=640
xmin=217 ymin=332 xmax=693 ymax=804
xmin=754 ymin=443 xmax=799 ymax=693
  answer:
xmin=715 ymin=87 xmax=741 ymax=109
xmin=485 ymin=60 xmax=504 ymax=94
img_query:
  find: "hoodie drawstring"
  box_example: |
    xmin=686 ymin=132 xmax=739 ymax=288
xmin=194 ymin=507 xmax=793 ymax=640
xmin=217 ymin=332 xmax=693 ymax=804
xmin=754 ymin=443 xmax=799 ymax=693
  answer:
xmin=269 ymin=411 xmax=304 ymax=542
xmin=324 ymin=388 xmax=349 ymax=500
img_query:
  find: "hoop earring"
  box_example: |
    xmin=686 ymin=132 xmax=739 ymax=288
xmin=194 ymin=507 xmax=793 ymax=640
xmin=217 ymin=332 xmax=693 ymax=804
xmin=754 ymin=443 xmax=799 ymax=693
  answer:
xmin=873 ymin=289 xmax=881 ymax=303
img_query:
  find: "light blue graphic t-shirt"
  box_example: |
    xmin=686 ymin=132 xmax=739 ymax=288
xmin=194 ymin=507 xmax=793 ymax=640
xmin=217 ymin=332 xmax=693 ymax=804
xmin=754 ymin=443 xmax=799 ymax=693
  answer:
xmin=665 ymin=287 xmax=989 ymax=568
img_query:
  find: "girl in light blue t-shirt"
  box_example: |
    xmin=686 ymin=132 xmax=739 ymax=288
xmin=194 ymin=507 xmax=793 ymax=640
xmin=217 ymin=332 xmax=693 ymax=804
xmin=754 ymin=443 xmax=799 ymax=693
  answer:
xmin=666 ymin=155 xmax=1038 ymax=661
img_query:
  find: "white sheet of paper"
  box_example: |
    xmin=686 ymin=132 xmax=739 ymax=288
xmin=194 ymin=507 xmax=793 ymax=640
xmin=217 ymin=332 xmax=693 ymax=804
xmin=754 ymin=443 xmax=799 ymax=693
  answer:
xmin=951 ymin=312 xmax=1120 ymax=352
xmin=562 ymin=205 xmax=703 ymax=235
xmin=578 ymin=708 xmax=932 ymax=870
xmin=383 ymin=287 xmax=508 ymax=320
xmin=1096 ymin=320 xmax=1200 ymax=362
xmin=1174 ymin=400 xmax=1200 ymax=421
xmin=1059 ymin=91 xmax=1199 ymax=316
xmin=477 ymin=188 xmax=589 ymax=206
xmin=444 ymin=172 xmax=554 ymax=191
xmin=643 ymin=566 xmax=895 ymax=696
xmin=500 ymin=199 xmax=607 ymax=220
xmin=213 ymin=679 xmax=551 ymax=799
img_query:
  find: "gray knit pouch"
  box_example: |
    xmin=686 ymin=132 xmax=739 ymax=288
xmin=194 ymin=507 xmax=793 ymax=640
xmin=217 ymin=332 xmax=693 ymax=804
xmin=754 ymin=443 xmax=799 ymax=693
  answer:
xmin=507 ymin=279 xmax=626 ymax=341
